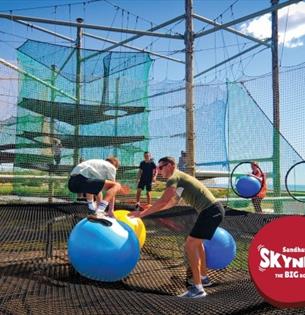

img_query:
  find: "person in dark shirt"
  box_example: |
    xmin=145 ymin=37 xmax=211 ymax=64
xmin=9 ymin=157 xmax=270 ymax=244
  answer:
xmin=135 ymin=152 xmax=157 ymax=207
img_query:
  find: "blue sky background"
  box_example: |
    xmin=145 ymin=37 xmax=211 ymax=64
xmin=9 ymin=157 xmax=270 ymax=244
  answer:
xmin=0 ymin=0 xmax=305 ymax=82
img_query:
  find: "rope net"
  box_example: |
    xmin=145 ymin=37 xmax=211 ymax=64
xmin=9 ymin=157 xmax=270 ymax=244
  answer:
xmin=0 ymin=203 xmax=303 ymax=314
xmin=0 ymin=41 xmax=305 ymax=213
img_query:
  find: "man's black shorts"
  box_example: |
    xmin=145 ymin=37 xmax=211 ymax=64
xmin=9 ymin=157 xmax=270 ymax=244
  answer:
xmin=137 ymin=181 xmax=152 ymax=191
xmin=68 ymin=174 xmax=105 ymax=195
xmin=190 ymin=202 xmax=225 ymax=240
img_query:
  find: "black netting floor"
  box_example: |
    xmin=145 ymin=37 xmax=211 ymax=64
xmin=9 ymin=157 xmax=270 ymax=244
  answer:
xmin=0 ymin=203 xmax=304 ymax=315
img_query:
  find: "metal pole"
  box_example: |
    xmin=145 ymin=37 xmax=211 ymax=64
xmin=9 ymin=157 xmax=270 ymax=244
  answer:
xmin=48 ymin=64 xmax=57 ymax=203
xmin=73 ymin=18 xmax=83 ymax=166
xmin=114 ymin=78 xmax=120 ymax=157
xmin=83 ymin=32 xmax=185 ymax=64
xmin=0 ymin=12 xmax=182 ymax=39
xmin=0 ymin=58 xmax=76 ymax=101
xmin=185 ymin=0 xmax=195 ymax=176
xmin=195 ymin=0 xmax=301 ymax=38
xmin=192 ymin=13 xmax=270 ymax=47
xmin=271 ymin=0 xmax=281 ymax=212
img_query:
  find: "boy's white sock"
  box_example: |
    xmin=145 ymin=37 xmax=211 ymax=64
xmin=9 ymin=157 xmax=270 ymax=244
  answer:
xmin=87 ymin=201 xmax=96 ymax=211
xmin=97 ymin=201 xmax=109 ymax=212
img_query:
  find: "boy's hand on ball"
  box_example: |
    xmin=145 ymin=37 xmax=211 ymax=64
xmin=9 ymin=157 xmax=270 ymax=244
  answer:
xmin=120 ymin=185 xmax=130 ymax=195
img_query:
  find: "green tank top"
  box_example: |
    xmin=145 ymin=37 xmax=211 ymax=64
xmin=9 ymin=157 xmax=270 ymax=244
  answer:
xmin=166 ymin=170 xmax=216 ymax=212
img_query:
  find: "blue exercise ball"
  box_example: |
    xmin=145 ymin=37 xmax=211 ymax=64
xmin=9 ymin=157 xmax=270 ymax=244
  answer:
xmin=235 ymin=175 xmax=261 ymax=198
xmin=204 ymin=227 xmax=236 ymax=269
xmin=68 ymin=217 xmax=140 ymax=282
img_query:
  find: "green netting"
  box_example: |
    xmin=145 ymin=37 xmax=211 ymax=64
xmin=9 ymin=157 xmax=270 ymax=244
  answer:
xmin=11 ymin=40 xmax=152 ymax=198
xmin=1 ymin=43 xmax=305 ymax=212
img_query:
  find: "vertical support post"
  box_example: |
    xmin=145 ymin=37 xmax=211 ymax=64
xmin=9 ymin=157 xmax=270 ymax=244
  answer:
xmin=73 ymin=17 xmax=83 ymax=166
xmin=185 ymin=0 xmax=195 ymax=176
xmin=271 ymin=0 xmax=281 ymax=212
xmin=48 ymin=64 xmax=57 ymax=203
xmin=114 ymin=78 xmax=120 ymax=157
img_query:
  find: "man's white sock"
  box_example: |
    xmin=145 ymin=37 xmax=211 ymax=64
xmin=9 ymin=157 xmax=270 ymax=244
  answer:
xmin=195 ymin=284 xmax=203 ymax=291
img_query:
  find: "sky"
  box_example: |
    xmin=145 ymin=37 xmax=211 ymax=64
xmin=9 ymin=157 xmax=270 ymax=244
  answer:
xmin=0 ymin=0 xmax=305 ymax=83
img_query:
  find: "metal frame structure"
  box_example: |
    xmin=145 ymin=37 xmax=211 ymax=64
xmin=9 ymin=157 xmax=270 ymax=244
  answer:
xmin=0 ymin=0 xmax=302 ymax=199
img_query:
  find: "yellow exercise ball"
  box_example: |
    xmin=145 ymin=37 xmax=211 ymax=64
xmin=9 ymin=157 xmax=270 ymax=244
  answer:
xmin=114 ymin=210 xmax=146 ymax=248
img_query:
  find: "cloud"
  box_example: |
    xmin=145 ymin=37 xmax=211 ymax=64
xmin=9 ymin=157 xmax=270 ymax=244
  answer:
xmin=239 ymin=2 xmax=305 ymax=48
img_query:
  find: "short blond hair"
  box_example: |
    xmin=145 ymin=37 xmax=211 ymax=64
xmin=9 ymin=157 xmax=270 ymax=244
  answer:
xmin=106 ymin=156 xmax=120 ymax=169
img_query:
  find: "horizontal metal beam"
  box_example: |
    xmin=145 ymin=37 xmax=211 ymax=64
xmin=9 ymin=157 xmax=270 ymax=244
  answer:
xmin=194 ymin=40 xmax=270 ymax=79
xmin=0 ymin=12 xmax=183 ymax=39
xmin=15 ymin=20 xmax=75 ymax=43
xmin=102 ymin=14 xmax=186 ymax=52
xmin=83 ymin=14 xmax=186 ymax=62
xmin=193 ymin=13 xmax=270 ymax=47
xmin=195 ymin=0 xmax=302 ymax=38
xmin=83 ymin=32 xmax=185 ymax=64
xmin=0 ymin=58 xmax=76 ymax=101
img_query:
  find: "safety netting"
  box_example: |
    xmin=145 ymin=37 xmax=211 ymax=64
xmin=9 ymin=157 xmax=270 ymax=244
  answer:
xmin=0 ymin=41 xmax=305 ymax=213
xmin=146 ymin=67 xmax=305 ymax=214
xmin=0 ymin=203 xmax=304 ymax=314
xmin=5 ymin=40 xmax=152 ymax=199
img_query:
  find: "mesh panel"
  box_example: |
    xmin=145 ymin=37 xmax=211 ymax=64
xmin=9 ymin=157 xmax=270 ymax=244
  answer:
xmin=0 ymin=204 xmax=304 ymax=314
xmin=11 ymin=40 xmax=152 ymax=199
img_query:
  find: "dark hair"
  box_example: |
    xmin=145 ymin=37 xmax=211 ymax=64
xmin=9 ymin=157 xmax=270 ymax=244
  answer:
xmin=158 ymin=156 xmax=176 ymax=165
xmin=144 ymin=151 xmax=150 ymax=155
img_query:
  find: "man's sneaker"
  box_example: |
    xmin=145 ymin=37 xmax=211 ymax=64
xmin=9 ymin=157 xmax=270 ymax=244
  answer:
xmin=178 ymin=286 xmax=207 ymax=298
xmin=187 ymin=276 xmax=212 ymax=287
xmin=134 ymin=203 xmax=141 ymax=211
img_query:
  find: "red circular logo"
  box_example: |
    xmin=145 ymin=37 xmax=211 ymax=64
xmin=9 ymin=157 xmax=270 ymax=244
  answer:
xmin=248 ymin=216 xmax=305 ymax=308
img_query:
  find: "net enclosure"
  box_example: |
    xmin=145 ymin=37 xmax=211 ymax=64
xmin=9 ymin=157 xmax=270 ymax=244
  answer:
xmin=0 ymin=203 xmax=304 ymax=315
xmin=0 ymin=40 xmax=305 ymax=213
xmin=6 ymin=40 xmax=152 ymax=199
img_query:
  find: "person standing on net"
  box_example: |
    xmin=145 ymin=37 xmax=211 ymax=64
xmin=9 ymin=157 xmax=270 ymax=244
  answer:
xmin=251 ymin=161 xmax=267 ymax=213
xmin=135 ymin=151 xmax=157 ymax=209
xmin=68 ymin=156 xmax=129 ymax=219
xmin=130 ymin=156 xmax=225 ymax=298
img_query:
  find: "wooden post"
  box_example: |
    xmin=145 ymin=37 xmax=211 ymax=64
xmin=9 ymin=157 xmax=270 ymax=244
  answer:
xmin=271 ymin=0 xmax=281 ymax=212
xmin=48 ymin=64 xmax=57 ymax=203
xmin=114 ymin=78 xmax=120 ymax=157
xmin=73 ymin=17 xmax=83 ymax=166
xmin=185 ymin=0 xmax=195 ymax=176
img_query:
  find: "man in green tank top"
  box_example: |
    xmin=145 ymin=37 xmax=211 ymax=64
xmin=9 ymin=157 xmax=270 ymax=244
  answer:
xmin=130 ymin=156 xmax=225 ymax=298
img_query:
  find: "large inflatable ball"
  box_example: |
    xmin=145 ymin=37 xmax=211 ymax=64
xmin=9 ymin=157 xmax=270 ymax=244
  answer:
xmin=204 ymin=227 xmax=236 ymax=269
xmin=235 ymin=175 xmax=261 ymax=198
xmin=114 ymin=210 xmax=146 ymax=248
xmin=68 ymin=217 xmax=140 ymax=282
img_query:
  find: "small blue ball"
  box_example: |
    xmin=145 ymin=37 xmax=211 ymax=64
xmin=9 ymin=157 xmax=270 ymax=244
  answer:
xmin=204 ymin=227 xmax=236 ymax=269
xmin=68 ymin=217 xmax=140 ymax=282
xmin=236 ymin=175 xmax=261 ymax=198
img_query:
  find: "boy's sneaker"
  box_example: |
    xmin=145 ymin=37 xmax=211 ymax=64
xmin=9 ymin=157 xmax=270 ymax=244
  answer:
xmin=87 ymin=209 xmax=96 ymax=216
xmin=87 ymin=211 xmax=106 ymax=221
xmin=187 ymin=276 xmax=212 ymax=287
xmin=178 ymin=286 xmax=207 ymax=298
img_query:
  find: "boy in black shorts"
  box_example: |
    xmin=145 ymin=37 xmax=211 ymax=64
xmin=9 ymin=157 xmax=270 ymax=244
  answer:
xmin=68 ymin=157 xmax=128 ymax=218
xmin=135 ymin=152 xmax=157 ymax=208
